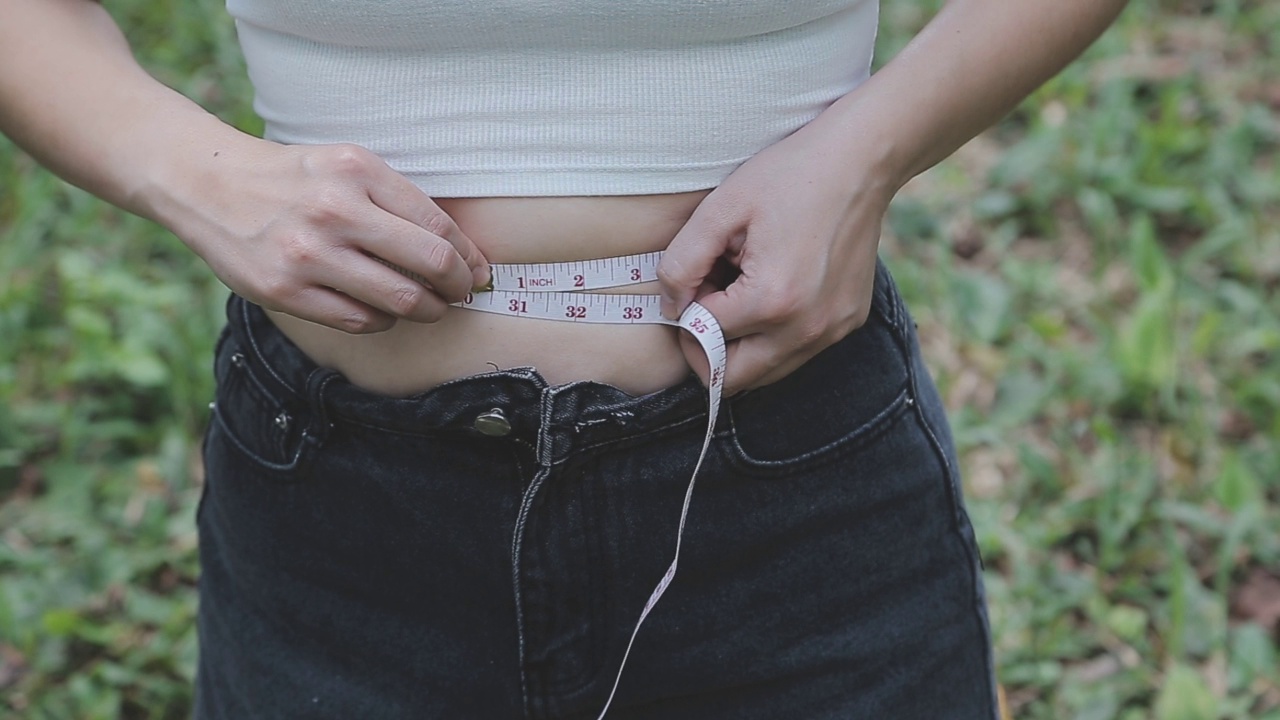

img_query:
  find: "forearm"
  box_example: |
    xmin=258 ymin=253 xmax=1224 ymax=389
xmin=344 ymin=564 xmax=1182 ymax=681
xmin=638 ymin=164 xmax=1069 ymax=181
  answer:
xmin=0 ymin=0 xmax=253 ymax=226
xmin=817 ymin=0 xmax=1129 ymax=191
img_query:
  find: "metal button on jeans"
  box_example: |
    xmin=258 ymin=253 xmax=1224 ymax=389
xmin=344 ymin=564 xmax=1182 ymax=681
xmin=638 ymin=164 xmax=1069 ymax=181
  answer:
xmin=473 ymin=408 xmax=512 ymax=437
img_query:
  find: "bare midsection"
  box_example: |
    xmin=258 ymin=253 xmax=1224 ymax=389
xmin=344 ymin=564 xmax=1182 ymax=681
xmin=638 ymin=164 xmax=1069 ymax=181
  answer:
xmin=266 ymin=190 xmax=711 ymax=397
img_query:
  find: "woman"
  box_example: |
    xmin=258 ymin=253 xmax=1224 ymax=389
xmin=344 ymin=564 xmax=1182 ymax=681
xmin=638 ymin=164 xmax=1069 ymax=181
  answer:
xmin=1 ymin=0 xmax=1127 ymax=717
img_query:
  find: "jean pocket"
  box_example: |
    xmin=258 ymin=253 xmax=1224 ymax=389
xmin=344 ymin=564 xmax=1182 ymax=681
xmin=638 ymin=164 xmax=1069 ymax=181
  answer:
xmin=719 ymin=264 xmax=914 ymax=475
xmin=208 ymin=336 xmax=318 ymax=480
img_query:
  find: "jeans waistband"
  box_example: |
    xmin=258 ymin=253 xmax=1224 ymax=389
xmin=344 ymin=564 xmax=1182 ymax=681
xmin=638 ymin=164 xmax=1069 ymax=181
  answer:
xmin=221 ymin=293 xmax=713 ymax=461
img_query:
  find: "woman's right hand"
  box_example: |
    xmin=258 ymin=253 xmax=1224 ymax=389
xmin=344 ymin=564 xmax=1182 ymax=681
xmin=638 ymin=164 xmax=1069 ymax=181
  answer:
xmin=1 ymin=0 xmax=483 ymax=335
xmin=163 ymin=138 xmax=490 ymax=335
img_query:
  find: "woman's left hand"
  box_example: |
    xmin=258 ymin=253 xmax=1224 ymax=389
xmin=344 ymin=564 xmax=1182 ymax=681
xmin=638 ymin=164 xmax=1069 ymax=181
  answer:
xmin=658 ymin=121 xmax=895 ymax=396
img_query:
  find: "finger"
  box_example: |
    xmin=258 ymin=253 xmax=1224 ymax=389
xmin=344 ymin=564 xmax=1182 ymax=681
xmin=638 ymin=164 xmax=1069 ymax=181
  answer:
xmin=676 ymin=329 xmax=714 ymax=386
xmin=676 ymin=286 xmax=771 ymax=392
xmin=281 ymin=286 xmax=397 ymax=335
xmin=678 ymin=289 xmax=806 ymax=393
xmin=311 ymin=250 xmax=452 ymax=323
xmin=363 ymin=168 xmax=491 ymax=288
xmin=356 ymin=215 xmax=475 ymax=303
xmin=685 ymin=279 xmax=774 ymax=343
xmin=677 ymin=327 xmax=784 ymax=397
xmin=657 ymin=197 xmax=745 ymax=320
xmin=719 ymin=333 xmax=791 ymax=396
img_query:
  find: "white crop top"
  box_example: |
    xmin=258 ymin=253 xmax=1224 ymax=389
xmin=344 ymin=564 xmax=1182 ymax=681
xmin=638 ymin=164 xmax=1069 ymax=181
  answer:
xmin=225 ymin=0 xmax=880 ymax=197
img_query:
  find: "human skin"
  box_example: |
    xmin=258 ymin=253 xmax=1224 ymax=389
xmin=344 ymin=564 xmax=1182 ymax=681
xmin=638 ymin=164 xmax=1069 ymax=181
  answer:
xmin=656 ymin=0 xmax=1131 ymax=394
xmin=0 ymin=0 xmax=1128 ymax=396
xmin=0 ymin=0 xmax=490 ymax=333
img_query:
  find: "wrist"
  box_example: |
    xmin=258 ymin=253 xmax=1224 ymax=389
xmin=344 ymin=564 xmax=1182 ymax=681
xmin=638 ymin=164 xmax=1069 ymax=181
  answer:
xmin=807 ymin=88 xmax=924 ymax=200
xmin=132 ymin=112 xmax=268 ymax=241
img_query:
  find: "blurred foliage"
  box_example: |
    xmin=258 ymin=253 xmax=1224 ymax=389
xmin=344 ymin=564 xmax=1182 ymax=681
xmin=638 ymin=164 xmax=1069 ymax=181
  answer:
xmin=1 ymin=0 xmax=1278 ymax=718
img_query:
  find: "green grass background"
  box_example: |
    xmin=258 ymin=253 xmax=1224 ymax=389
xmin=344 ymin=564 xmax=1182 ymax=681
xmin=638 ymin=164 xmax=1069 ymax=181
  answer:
xmin=1 ymin=0 xmax=1278 ymax=717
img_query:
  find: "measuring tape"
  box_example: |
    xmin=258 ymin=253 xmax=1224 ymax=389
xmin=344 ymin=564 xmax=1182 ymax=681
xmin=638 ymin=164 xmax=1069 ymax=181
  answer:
xmin=394 ymin=251 xmax=725 ymax=717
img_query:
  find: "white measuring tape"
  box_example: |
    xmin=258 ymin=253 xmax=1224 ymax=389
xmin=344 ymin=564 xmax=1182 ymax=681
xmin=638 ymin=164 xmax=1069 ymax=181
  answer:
xmin=395 ymin=251 xmax=725 ymax=717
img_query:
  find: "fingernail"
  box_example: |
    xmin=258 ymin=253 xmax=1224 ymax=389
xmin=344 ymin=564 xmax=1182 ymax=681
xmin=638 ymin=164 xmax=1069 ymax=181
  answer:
xmin=472 ymin=265 xmax=492 ymax=292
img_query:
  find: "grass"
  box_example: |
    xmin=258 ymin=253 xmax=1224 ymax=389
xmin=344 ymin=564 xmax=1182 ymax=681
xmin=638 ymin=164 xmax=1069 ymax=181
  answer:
xmin=1 ymin=0 xmax=1278 ymax=717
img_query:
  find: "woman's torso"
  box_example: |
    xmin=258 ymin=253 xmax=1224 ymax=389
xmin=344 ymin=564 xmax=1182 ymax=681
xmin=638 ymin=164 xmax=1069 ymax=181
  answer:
xmin=235 ymin=0 xmax=880 ymax=396
xmin=267 ymin=192 xmax=708 ymax=397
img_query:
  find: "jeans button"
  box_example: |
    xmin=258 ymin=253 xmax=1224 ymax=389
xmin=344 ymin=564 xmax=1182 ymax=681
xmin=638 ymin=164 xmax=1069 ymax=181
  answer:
xmin=473 ymin=408 xmax=512 ymax=437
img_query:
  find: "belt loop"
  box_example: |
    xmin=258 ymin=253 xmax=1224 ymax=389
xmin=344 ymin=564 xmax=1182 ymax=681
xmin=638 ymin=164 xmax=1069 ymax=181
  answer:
xmin=303 ymin=367 xmax=341 ymax=448
xmin=535 ymin=383 xmax=583 ymax=468
xmin=534 ymin=385 xmax=557 ymax=468
xmin=878 ymin=257 xmax=904 ymax=332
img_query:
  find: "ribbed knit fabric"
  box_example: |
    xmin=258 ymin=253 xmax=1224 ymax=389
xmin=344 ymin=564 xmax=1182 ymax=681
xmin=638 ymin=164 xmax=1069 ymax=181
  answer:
xmin=226 ymin=0 xmax=880 ymax=197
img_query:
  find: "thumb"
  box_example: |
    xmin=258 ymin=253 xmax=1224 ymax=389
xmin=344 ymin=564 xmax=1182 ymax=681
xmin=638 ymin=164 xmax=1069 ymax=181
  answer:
xmin=658 ymin=199 xmax=743 ymax=320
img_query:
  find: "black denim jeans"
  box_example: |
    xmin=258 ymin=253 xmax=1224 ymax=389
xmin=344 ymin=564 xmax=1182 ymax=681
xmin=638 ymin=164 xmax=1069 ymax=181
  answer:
xmin=195 ymin=260 xmax=998 ymax=720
